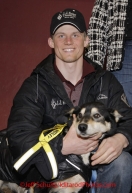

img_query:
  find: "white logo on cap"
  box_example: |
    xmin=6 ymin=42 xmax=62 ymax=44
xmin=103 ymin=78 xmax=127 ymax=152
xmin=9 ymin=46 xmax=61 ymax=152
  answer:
xmin=63 ymin=11 xmax=76 ymax=19
xmin=57 ymin=14 xmax=62 ymax=20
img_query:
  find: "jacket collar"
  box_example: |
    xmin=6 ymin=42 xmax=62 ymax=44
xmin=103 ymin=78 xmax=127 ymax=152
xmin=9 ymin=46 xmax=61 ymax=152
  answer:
xmin=32 ymin=54 xmax=105 ymax=107
xmin=33 ymin=53 xmax=103 ymax=75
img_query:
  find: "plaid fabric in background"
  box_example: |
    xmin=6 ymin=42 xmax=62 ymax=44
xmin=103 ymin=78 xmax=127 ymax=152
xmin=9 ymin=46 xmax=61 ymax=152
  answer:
xmin=86 ymin=0 xmax=128 ymax=71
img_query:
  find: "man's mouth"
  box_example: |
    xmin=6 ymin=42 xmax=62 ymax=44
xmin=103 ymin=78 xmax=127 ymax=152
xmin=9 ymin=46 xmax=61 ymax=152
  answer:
xmin=63 ymin=48 xmax=74 ymax=52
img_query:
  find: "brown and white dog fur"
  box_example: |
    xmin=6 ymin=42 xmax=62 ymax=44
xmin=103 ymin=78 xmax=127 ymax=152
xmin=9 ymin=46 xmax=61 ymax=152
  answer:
xmin=0 ymin=180 xmax=34 ymax=193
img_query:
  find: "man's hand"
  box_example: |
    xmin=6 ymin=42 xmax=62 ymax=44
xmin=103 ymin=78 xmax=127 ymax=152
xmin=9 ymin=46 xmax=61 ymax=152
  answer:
xmin=61 ymin=115 xmax=101 ymax=155
xmin=91 ymin=133 xmax=129 ymax=166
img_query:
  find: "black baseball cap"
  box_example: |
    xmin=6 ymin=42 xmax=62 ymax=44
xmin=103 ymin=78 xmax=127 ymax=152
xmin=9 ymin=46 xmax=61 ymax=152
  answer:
xmin=50 ymin=8 xmax=87 ymax=35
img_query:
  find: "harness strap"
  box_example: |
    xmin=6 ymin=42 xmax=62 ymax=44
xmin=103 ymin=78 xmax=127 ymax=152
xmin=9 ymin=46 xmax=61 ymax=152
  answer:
xmin=14 ymin=124 xmax=67 ymax=179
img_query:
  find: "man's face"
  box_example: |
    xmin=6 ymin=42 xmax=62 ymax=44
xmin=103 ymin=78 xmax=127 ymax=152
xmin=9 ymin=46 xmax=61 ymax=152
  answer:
xmin=48 ymin=25 xmax=89 ymax=63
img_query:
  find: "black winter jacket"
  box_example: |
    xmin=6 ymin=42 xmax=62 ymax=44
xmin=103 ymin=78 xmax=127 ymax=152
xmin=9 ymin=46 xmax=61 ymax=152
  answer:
xmin=7 ymin=54 xmax=132 ymax=182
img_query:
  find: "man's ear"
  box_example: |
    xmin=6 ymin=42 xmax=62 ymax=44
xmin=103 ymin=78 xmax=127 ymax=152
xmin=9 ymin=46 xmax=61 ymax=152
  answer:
xmin=84 ymin=36 xmax=90 ymax=48
xmin=48 ymin=37 xmax=54 ymax=48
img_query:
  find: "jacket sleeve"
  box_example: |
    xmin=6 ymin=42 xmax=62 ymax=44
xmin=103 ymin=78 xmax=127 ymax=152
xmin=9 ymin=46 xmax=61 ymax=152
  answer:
xmin=7 ymin=75 xmax=65 ymax=180
xmin=101 ymin=72 xmax=132 ymax=152
xmin=86 ymin=0 xmax=109 ymax=67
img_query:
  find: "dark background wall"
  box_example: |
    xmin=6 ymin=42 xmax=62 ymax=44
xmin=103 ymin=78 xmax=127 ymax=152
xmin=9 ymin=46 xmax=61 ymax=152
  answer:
xmin=0 ymin=0 xmax=95 ymax=130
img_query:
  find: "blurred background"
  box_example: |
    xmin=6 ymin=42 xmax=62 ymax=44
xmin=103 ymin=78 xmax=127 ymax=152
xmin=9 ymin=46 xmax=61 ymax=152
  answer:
xmin=0 ymin=0 xmax=95 ymax=130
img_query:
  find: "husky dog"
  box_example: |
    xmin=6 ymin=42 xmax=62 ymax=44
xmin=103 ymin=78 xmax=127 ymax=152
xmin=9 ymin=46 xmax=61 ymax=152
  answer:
xmin=49 ymin=102 xmax=122 ymax=193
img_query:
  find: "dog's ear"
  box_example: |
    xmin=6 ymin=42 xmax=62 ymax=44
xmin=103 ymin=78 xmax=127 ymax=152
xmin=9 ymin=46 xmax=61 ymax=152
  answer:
xmin=65 ymin=106 xmax=81 ymax=117
xmin=108 ymin=109 xmax=123 ymax=122
xmin=64 ymin=106 xmax=81 ymax=129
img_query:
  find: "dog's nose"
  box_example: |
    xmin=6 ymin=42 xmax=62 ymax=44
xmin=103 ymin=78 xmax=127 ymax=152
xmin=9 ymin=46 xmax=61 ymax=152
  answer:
xmin=78 ymin=123 xmax=87 ymax=132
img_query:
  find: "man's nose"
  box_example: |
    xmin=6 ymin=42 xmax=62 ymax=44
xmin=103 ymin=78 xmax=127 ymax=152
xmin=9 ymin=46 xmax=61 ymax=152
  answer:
xmin=64 ymin=36 xmax=73 ymax=44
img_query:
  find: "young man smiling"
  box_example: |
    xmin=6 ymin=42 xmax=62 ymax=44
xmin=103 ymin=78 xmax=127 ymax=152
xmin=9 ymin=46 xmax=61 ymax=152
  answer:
xmin=6 ymin=9 xmax=132 ymax=193
xmin=48 ymin=24 xmax=89 ymax=85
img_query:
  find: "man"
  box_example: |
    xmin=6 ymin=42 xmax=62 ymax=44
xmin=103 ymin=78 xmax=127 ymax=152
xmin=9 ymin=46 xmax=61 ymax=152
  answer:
xmin=6 ymin=8 xmax=132 ymax=193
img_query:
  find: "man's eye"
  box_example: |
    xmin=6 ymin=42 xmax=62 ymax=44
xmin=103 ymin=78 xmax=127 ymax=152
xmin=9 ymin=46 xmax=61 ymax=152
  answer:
xmin=93 ymin=113 xmax=101 ymax=118
xmin=78 ymin=113 xmax=82 ymax=119
xmin=59 ymin=35 xmax=64 ymax=38
xmin=73 ymin=34 xmax=78 ymax=38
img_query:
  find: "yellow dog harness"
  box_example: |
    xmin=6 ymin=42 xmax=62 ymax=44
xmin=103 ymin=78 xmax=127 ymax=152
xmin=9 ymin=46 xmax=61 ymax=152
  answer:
xmin=14 ymin=124 xmax=67 ymax=179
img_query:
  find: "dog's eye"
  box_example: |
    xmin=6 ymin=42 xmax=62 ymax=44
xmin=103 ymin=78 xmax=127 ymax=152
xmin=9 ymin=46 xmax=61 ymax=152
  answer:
xmin=78 ymin=113 xmax=82 ymax=119
xmin=93 ymin=113 xmax=101 ymax=118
